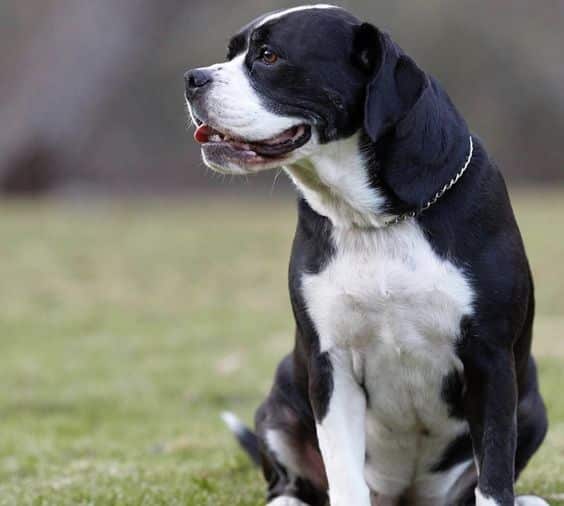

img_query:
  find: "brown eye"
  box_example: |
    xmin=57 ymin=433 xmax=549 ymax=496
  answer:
xmin=261 ymin=48 xmax=279 ymax=65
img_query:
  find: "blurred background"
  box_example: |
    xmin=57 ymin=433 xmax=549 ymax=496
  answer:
xmin=0 ymin=0 xmax=563 ymax=195
xmin=0 ymin=1 xmax=562 ymax=505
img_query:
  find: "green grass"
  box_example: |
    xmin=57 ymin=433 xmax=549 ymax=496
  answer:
xmin=0 ymin=189 xmax=562 ymax=505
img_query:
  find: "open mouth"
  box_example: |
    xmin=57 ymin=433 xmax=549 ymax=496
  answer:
xmin=193 ymin=123 xmax=311 ymax=164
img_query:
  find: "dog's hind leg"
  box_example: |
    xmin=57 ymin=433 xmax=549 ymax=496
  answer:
xmin=256 ymin=355 xmax=328 ymax=506
xmin=223 ymin=354 xmax=328 ymax=506
xmin=223 ymin=408 xmax=325 ymax=505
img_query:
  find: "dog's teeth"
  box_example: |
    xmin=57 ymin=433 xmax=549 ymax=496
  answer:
xmin=293 ymin=126 xmax=305 ymax=139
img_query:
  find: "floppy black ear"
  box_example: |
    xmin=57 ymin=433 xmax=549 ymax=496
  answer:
xmin=352 ymin=23 xmax=384 ymax=75
xmin=354 ymin=23 xmax=428 ymax=142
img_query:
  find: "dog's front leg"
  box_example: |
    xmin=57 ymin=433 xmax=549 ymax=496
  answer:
xmin=309 ymin=349 xmax=370 ymax=506
xmin=461 ymin=339 xmax=518 ymax=506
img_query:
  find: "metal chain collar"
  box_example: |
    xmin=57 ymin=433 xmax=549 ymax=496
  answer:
xmin=385 ymin=136 xmax=474 ymax=227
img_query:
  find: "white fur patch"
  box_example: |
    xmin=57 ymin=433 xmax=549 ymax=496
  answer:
xmin=302 ymin=221 xmax=474 ymax=353
xmin=315 ymin=350 xmax=371 ymax=506
xmin=302 ymin=217 xmax=474 ymax=501
xmin=196 ymin=55 xmax=319 ymax=175
xmin=203 ymin=55 xmax=300 ymax=142
xmin=476 ymin=491 xmax=551 ymax=506
xmin=515 ymin=496 xmax=550 ymax=506
xmin=265 ymin=429 xmax=303 ymax=480
xmin=285 ymin=134 xmax=391 ymax=228
xmin=267 ymin=497 xmax=310 ymax=506
xmin=220 ymin=411 xmax=246 ymax=436
xmin=476 ymin=489 xmax=501 ymax=505
xmin=257 ymin=4 xmax=342 ymax=27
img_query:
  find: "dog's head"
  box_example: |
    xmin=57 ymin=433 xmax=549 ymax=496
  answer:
xmin=185 ymin=5 xmax=471 ymax=224
xmin=185 ymin=5 xmax=430 ymax=175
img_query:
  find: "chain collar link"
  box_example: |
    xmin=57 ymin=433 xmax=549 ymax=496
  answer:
xmin=384 ymin=136 xmax=474 ymax=227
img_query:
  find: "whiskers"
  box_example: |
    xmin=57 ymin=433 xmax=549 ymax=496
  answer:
xmin=270 ymin=167 xmax=284 ymax=196
xmin=184 ymin=97 xmax=197 ymax=130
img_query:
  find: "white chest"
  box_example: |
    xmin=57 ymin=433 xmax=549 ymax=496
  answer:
xmin=302 ymin=223 xmax=473 ymax=424
xmin=302 ymin=223 xmax=473 ymax=352
xmin=302 ymin=223 xmax=475 ymax=492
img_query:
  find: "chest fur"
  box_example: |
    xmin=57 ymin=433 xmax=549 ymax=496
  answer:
xmin=302 ymin=223 xmax=474 ymax=430
xmin=302 ymin=223 xmax=473 ymax=352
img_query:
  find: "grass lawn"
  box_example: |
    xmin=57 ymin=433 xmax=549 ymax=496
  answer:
xmin=0 ymin=189 xmax=562 ymax=505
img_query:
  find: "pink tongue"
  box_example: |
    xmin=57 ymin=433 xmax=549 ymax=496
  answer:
xmin=194 ymin=124 xmax=211 ymax=144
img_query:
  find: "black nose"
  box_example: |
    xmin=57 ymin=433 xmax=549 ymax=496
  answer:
xmin=185 ymin=68 xmax=212 ymax=98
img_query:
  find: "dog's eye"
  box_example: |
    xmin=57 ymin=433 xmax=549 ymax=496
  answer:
xmin=260 ymin=47 xmax=279 ymax=65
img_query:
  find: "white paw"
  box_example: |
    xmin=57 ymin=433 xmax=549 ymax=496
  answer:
xmin=475 ymin=489 xmax=550 ymax=506
xmin=267 ymin=497 xmax=310 ymax=506
xmin=475 ymin=489 xmax=501 ymax=505
xmin=329 ymin=490 xmax=371 ymax=506
xmin=515 ymin=496 xmax=550 ymax=506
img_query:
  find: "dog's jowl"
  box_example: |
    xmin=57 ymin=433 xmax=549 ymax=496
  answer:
xmin=185 ymin=5 xmax=548 ymax=506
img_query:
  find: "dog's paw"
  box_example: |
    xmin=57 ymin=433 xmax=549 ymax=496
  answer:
xmin=515 ymin=496 xmax=550 ymax=506
xmin=267 ymin=497 xmax=311 ymax=506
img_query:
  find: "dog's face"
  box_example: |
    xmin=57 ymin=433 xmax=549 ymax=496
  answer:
xmin=185 ymin=5 xmax=376 ymax=175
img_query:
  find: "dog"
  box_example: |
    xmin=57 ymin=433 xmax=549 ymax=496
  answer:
xmin=184 ymin=5 xmax=549 ymax=506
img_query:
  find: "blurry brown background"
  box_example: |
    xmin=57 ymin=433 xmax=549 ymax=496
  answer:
xmin=1 ymin=0 xmax=563 ymax=196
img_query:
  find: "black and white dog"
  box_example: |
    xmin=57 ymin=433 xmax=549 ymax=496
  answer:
xmin=184 ymin=5 xmax=548 ymax=506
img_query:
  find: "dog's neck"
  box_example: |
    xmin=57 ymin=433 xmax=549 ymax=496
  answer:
xmin=285 ymin=76 xmax=473 ymax=230
xmin=285 ymin=133 xmax=393 ymax=229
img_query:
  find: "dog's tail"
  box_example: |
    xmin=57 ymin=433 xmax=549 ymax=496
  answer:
xmin=220 ymin=411 xmax=261 ymax=466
